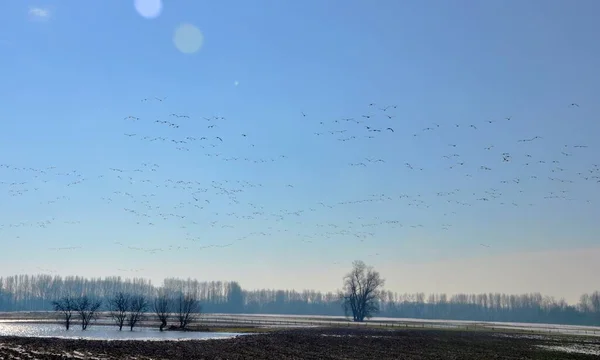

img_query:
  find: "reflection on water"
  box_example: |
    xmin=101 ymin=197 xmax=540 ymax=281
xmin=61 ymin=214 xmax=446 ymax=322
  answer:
xmin=0 ymin=322 xmax=243 ymax=341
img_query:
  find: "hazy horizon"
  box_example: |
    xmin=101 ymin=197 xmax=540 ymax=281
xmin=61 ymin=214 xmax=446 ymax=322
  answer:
xmin=4 ymin=245 xmax=599 ymax=305
xmin=2 ymin=0 xmax=600 ymax=308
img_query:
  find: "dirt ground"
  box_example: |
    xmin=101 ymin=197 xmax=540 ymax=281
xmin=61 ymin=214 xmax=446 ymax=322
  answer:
xmin=1 ymin=327 xmax=599 ymax=359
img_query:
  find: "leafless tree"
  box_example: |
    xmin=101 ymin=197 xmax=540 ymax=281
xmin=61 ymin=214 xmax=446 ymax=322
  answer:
xmin=153 ymin=291 xmax=171 ymax=331
xmin=591 ymin=291 xmax=600 ymax=313
xmin=108 ymin=292 xmax=130 ymax=331
xmin=127 ymin=295 xmax=148 ymax=331
xmin=51 ymin=296 xmax=75 ymax=330
xmin=177 ymin=293 xmax=201 ymax=330
xmin=75 ymin=296 xmax=103 ymax=330
xmin=338 ymin=260 xmax=385 ymax=322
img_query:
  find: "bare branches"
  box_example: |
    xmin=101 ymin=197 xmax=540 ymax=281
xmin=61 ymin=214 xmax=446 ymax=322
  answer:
xmin=51 ymin=296 xmax=75 ymax=330
xmin=339 ymin=260 xmax=385 ymax=322
xmin=108 ymin=292 xmax=130 ymax=331
xmin=177 ymin=294 xmax=201 ymax=330
xmin=74 ymin=296 xmax=103 ymax=330
xmin=153 ymin=290 xmax=171 ymax=331
xmin=109 ymin=292 xmax=148 ymax=331
xmin=127 ymin=295 xmax=148 ymax=331
xmin=53 ymin=295 xmax=101 ymax=331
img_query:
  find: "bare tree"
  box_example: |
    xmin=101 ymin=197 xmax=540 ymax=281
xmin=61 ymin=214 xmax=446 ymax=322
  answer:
xmin=75 ymin=296 xmax=103 ymax=330
xmin=108 ymin=292 xmax=130 ymax=331
xmin=51 ymin=296 xmax=75 ymax=330
xmin=127 ymin=295 xmax=148 ymax=331
xmin=153 ymin=292 xmax=170 ymax=331
xmin=177 ymin=293 xmax=201 ymax=330
xmin=339 ymin=260 xmax=385 ymax=322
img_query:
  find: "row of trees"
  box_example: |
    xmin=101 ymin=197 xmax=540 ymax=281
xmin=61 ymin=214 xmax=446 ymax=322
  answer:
xmin=2 ymin=271 xmax=599 ymax=326
xmin=52 ymin=291 xmax=201 ymax=331
xmin=340 ymin=261 xmax=600 ymax=325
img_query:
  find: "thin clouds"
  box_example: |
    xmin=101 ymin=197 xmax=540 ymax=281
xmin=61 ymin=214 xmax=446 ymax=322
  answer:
xmin=28 ymin=7 xmax=51 ymax=20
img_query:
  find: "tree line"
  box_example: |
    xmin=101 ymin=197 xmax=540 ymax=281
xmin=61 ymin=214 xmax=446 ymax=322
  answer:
xmin=1 ymin=273 xmax=599 ymax=326
xmin=51 ymin=291 xmax=201 ymax=331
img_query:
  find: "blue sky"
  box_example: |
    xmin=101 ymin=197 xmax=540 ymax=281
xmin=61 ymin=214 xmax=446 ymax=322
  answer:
xmin=1 ymin=0 xmax=599 ymax=303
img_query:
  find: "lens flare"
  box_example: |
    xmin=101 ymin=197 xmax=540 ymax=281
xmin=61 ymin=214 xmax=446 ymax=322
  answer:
xmin=173 ymin=23 xmax=204 ymax=54
xmin=134 ymin=0 xmax=162 ymax=19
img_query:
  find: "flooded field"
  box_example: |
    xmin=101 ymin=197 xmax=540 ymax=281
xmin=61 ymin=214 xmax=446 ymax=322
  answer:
xmin=2 ymin=312 xmax=600 ymax=337
xmin=2 ymin=313 xmax=600 ymax=358
xmin=0 ymin=322 xmax=243 ymax=341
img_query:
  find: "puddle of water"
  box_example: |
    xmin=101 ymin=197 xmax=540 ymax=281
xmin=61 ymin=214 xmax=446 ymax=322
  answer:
xmin=0 ymin=322 xmax=243 ymax=341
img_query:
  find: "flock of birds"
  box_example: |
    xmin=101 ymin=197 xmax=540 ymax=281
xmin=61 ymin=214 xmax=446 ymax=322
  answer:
xmin=0 ymin=98 xmax=598 ymax=274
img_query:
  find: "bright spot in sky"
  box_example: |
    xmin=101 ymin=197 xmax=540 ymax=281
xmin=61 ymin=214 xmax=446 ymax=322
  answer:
xmin=134 ymin=0 xmax=163 ymax=19
xmin=234 ymin=81 xmax=239 ymax=87
xmin=173 ymin=24 xmax=204 ymax=54
xmin=28 ymin=7 xmax=51 ymax=20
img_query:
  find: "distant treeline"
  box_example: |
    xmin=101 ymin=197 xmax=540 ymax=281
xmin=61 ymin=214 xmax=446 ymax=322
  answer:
xmin=0 ymin=274 xmax=599 ymax=326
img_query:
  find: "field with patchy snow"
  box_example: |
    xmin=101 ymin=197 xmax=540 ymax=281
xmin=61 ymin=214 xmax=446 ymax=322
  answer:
xmin=1 ymin=327 xmax=600 ymax=359
xmin=2 ymin=312 xmax=600 ymax=358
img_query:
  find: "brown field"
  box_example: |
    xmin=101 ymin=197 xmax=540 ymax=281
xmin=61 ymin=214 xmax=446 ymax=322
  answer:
xmin=1 ymin=327 xmax=600 ymax=359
